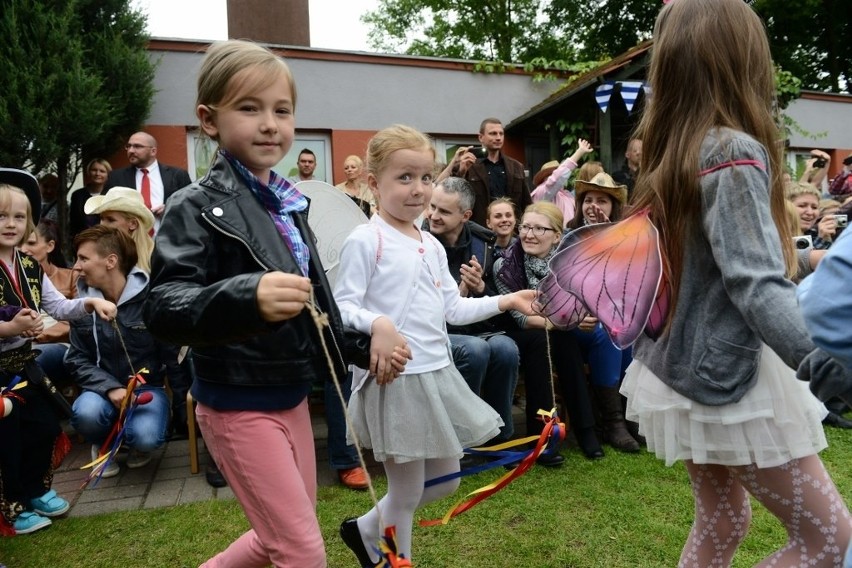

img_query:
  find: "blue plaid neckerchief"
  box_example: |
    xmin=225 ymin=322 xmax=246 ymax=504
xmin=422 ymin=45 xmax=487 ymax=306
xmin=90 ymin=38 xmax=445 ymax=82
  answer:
xmin=221 ymin=150 xmax=310 ymax=276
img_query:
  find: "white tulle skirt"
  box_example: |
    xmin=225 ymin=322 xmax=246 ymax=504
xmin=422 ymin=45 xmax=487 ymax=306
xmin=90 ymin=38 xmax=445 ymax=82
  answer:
xmin=620 ymin=345 xmax=828 ymax=468
xmin=348 ymin=364 xmax=503 ymax=464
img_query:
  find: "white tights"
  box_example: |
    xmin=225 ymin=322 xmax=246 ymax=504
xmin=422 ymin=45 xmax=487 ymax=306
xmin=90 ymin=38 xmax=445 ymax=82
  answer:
xmin=680 ymin=455 xmax=852 ymax=567
xmin=357 ymin=457 xmax=461 ymax=563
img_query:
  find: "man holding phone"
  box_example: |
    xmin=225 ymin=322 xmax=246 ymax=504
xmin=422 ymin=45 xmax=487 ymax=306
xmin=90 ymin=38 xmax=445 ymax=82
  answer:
xmin=449 ymin=118 xmax=532 ymax=226
xmin=829 ymin=153 xmax=852 ymax=198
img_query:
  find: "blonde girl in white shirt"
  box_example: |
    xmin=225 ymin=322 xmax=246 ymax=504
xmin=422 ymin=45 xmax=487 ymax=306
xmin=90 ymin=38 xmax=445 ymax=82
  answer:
xmin=334 ymin=124 xmax=536 ymax=567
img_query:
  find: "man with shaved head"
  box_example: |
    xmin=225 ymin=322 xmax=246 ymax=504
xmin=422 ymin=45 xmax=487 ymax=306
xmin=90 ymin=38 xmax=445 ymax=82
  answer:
xmin=104 ymin=131 xmax=192 ymax=234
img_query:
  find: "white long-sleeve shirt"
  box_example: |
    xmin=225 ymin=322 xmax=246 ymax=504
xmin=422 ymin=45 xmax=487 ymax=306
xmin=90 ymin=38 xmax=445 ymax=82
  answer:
xmin=334 ymin=215 xmax=502 ymax=379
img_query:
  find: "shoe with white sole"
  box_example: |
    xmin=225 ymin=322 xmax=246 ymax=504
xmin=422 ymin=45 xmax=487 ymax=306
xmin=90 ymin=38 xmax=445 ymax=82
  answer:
xmin=29 ymin=490 xmax=69 ymax=517
xmin=13 ymin=512 xmax=52 ymax=534
xmin=91 ymin=445 xmax=120 ymax=478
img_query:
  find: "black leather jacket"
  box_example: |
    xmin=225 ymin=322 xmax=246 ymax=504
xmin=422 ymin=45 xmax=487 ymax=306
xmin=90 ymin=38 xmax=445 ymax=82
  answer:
xmin=143 ymin=155 xmax=347 ymax=387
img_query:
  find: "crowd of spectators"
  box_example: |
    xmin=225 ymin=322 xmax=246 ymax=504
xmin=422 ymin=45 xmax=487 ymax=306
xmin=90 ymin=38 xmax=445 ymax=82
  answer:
xmin=4 ymin=119 xmax=851 ymax=539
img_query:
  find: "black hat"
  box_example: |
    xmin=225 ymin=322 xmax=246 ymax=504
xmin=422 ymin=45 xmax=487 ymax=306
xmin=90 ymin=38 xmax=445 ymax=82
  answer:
xmin=0 ymin=168 xmax=41 ymax=220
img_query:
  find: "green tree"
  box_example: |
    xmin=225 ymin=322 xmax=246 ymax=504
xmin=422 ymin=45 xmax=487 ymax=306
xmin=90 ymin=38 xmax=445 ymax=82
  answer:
xmin=365 ymin=0 xmax=847 ymax=94
xmin=755 ymin=0 xmax=851 ymax=92
xmin=362 ymin=0 xmax=563 ymax=63
xmin=545 ymin=0 xmax=658 ymax=61
xmin=0 ymin=0 xmax=154 ymax=246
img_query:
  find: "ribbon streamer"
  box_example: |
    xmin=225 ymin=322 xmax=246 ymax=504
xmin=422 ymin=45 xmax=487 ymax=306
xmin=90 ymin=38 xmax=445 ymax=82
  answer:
xmin=420 ymin=408 xmax=566 ymax=526
xmin=81 ymin=370 xmax=149 ymax=487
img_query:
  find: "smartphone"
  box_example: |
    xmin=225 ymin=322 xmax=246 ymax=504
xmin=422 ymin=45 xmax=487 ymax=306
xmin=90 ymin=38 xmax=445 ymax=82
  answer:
xmin=466 ymin=146 xmax=486 ymax=158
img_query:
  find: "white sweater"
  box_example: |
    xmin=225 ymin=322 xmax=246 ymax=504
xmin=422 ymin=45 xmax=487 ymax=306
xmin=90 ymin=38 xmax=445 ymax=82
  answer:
xmin=334 ymin=215 xmax=502 ymax=380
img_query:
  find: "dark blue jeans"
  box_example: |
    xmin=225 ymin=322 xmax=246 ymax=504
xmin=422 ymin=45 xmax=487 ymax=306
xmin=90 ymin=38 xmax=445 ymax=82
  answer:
xmin=450 ymin=333 xmax=519 ymax=442
xmin=324 ymin=371 xmax=359 ymax=470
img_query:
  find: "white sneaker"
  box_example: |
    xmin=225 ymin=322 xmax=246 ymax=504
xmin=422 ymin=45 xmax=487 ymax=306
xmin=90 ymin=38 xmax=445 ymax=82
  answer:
xmin=126 ymin=450 xmax=152 ymax=469
xmin=90 ymin=445 xmax=120 ymax=478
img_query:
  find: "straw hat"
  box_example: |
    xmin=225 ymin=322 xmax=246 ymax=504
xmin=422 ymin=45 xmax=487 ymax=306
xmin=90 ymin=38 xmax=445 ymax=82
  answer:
xmin=0 ymin=168 xmax=41 ymax=219
xmin=532 ymin=160 xmax=560 ymax=187
xmin=84 ymin=187 xmax=155 ymax=231
xmin=574 ymin=172 xmax=628 ymax=205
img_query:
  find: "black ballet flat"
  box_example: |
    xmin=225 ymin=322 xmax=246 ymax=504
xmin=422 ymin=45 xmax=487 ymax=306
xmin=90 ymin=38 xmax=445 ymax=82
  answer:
xmin=340 ymin=517 xmax=376 ymax=568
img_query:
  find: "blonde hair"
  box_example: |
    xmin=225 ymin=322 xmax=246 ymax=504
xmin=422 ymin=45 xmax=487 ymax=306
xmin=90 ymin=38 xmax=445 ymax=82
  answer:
xmin=86 ymin=158 xmax=112 ymax=174
xmin=785 ymin=181 xmax=821 ymax=202
xmin=785 ymin=201 xmax=802 ymax=236
xmin=343 ymin=155 xmax=363 ymax=168
xmin=110 ymin=211 xmax=154 ymax=273
xmin=523 ymin=201 xmax=563 ymax=233
xmin=487 ymin=197 xmax=516 ymax=218
xmin=196 ymin=40 xmax=297 ymax=141
xmin=0 ymin=185 xmax=35 ymax=247
xmin=630 ymin=0 xmax=794 ymax=324
xmin=819 ymin=198 xmax=841 ymax=215
xmin=575 ymin=161 xmax=604 ymax=183
xmin=365 ymin=125 xmax=435 ymax=178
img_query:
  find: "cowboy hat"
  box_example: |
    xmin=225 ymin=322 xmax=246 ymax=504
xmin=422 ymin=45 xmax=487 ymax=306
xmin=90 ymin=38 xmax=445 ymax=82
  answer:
xmin=574 ymin=172 xmax=628 ymax=205
xmin=532 ymin=160 xmax=560 ymax=188
xmin=84 ymin=187 xmax=155 ymax=230
xmin=0 ymin=168 xmax=42 ymax=220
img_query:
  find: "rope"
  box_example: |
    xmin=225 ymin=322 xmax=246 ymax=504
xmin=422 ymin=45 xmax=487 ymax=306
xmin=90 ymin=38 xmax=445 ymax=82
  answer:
xmin=111 ymin=317 xmax=138 ymax=380
xmin=305 ymin=289 xmax=387 ymax=529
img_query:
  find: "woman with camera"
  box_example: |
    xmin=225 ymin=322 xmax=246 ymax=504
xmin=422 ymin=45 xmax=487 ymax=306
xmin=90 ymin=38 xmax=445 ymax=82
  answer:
xmin=800 ymin=149 xmax=832 ymax=189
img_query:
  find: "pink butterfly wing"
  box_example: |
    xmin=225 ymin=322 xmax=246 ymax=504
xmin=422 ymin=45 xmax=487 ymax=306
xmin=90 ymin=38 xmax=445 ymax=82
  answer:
xmin=644 ymin=272 xmax=670 ymax=339
xmin=536 ymin=273 xmax=586 ymax=329
xmin=546 ymin=211 xmax=665 ymax=349
xmin=535 ymin=223 xmax=608 ymax=329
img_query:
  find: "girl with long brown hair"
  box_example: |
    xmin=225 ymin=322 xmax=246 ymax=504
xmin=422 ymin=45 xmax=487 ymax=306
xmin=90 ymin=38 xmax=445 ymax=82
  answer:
xmin=621 ymin=0 xmax=852 ymax=565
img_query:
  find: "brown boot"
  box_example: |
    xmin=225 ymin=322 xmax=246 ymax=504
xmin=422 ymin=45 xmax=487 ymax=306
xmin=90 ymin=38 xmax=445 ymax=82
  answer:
xmin=594 ymin=386 xmax=640 ymax=453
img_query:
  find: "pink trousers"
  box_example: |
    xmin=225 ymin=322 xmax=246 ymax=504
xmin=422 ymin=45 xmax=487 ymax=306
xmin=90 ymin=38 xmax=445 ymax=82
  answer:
xmin=196 ymin=399 xmax=325 ymax=568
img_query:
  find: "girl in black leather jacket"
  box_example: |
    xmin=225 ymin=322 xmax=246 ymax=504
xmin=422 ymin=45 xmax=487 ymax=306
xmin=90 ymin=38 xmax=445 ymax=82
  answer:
xmin=144 ymin=40 xmax=348 ymax=567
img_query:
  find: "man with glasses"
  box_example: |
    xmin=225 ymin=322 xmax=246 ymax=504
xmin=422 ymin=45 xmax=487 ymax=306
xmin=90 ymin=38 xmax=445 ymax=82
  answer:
xmin=105 ymin=132 xmax=192 ymax=234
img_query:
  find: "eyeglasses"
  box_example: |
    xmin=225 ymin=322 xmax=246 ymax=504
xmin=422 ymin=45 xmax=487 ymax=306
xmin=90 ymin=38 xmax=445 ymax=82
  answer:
xmin=518 ymin=224 xmax=556 ymax=237
xmin=124 ymin=143 xmax=152 ymax=151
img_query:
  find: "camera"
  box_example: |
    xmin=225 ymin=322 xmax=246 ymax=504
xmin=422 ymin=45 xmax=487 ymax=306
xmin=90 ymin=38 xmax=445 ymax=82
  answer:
xmin=793 ymin=235 xmax=813 ymax=251
xmin=813 ymin=157 xmax=827 ymax=169
xmin=835 ymin=214 xmax=848 ymax=228
xmin=844 ymin=155 xmax=852 ymax=167
xmin=466 ymin=146 xmax=486 ymax=158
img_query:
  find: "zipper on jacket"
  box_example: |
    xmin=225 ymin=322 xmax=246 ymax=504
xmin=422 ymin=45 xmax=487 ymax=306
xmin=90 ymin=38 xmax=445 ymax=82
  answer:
xmin=202 ymin=212 xmax=271 ymax=271
xmin=202 ymin=211 xmax=346 ymax=371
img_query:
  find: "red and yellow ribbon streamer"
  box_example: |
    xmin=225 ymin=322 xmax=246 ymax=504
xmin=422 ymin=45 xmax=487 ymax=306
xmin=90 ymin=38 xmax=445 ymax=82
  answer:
xmin=420 ymin=408 xmax=565 ymax=526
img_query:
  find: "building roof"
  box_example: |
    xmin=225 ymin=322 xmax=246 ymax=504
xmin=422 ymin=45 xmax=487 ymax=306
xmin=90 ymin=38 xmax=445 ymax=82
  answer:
xmin=507 ymin=40 xmax=653 ymax=130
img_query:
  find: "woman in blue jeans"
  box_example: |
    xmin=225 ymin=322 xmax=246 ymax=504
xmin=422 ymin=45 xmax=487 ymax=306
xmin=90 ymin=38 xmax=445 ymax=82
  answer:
xmin=566 ymin=173 xmax=641 ymax=452
xmin=67 ymin=226 xmax=175 ymax=478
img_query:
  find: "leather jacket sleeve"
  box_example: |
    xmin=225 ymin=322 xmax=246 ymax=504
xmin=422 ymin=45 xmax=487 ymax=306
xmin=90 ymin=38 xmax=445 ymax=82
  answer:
xmin=144 ymin=187 xmax=274 ymax=347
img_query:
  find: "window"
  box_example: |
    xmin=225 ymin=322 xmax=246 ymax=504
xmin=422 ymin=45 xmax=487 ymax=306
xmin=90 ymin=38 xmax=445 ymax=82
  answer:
xmin=186 ymin=130 xmax=332 ymax=183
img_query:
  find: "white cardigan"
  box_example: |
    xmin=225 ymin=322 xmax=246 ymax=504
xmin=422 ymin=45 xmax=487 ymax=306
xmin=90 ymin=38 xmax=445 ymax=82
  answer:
xmin=334 ymin=215 xmax=502 ymax=384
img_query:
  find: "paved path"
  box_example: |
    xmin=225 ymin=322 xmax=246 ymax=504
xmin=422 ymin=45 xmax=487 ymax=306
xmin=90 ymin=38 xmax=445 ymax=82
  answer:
xmin=54 ymin=400 xmax=528 ymax=518
xmin=53 ymin=411 xmax=341 ymax=518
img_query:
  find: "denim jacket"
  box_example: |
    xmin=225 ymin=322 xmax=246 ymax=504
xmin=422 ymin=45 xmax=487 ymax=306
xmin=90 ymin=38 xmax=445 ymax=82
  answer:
xmin=634 ymin=128 xmax=828 ymax=406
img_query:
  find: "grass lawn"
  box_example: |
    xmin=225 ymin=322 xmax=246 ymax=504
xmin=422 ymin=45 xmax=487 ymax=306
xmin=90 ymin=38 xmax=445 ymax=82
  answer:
xmin=4 ymin=427 xmax=852 ymax=567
